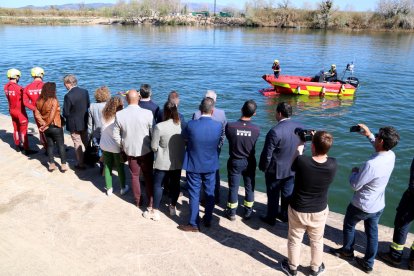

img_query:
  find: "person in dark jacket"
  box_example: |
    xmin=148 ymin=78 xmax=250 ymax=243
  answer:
xmin=138 ymin=84 xmax=159 ymax=123
xmin=63 ymin=74 xmax=90 ymax=169
xmin=259 ymin=102 xmax=304 ymax=225
xmin=379 ymin=157 xmax=414 ymax=271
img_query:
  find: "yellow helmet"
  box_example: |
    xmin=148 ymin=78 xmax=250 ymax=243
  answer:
xmin=274 ymin=59 xmax=279 ymax=64
xmin=331 ymin=64 xmax=336 ymax=69
xmin=31 ymin=67 xmax=44 ymax=78
xmin=7 ymin=68 xmax=21 ymax=79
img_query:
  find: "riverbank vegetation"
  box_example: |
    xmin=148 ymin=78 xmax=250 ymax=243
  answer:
xmin=0 ymin=0 xmax=413 ymax=30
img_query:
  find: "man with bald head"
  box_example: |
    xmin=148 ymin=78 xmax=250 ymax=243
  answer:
xmin=113 ymin=89 xmax=154 ymax=213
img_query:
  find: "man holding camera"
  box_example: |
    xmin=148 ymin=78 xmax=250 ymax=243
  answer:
xmin=259 ymin=102 xmax=303 ymax=225
xmin=281 ymin=131 xmax=337 ymax=276
xmin=331 ymin=124 xmax=400 ymax=274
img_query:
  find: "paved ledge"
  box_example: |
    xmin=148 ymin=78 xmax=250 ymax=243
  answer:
xmin=0 ymin=114 xmax=412 ymax=275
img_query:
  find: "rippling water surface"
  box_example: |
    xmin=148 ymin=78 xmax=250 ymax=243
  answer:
xmin=1 ymin=25 xmax=414 ymax=228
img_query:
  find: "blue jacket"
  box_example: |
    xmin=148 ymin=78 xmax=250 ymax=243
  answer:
xmin=182 ymin=116 xmax=222 ymax=173
xmin=193 ymin=107 xmax=227 ymax=147
xmin=259 ymin=118 xmax=303 ymax=179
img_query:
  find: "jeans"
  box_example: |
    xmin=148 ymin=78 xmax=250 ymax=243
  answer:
xmin=103 ymin=151 xmax=125 ymax=190
xmin=128 ymin=152 xmax=154 ymax=208
xmin=390 ymin=189 xmax=414 ymax=259
xmin=342 ymin=203 xmax=384 ymax=268
xmin=44 ymin=125 xmax=66 ymax=164
xmin=187 ymin=171 xmax=215 ymax=227
xmin=92 ymin=137 xmax=102 ymax=157
xmin=226 ymin=157 xmax=256 ymax=215
xmin=265 ymin=174 xmax=294 ymax=221
xmin=153 ymin=169 xmax=181 ymax=210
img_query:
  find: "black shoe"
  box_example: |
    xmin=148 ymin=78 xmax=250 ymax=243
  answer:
xmin=225 ymin=209 xmax=236 ymax=221
xmin=215 ymin=197 xmax=220 ymax=205
xmin=280 ymin=259 xmax=297 ymax=276
xmin=378 ymin=251 xmax=401 ymax=267
xmin=277 ymin=214 xmax=288 ymax=223
xmin=74 ymin=164 xmax=87 ymax=170
xmin=310 ymin=263 xmax=325 ymax=276
xmin=260 ymin=215 xmax=276 ymax=226
xmin=15 ymin=145 xmax=23 ymax=152
xmin=23 ymin=149 xmax=38 ymax=155
xmin=355 ymin=257 xmax=373 ymax=274
xmin=203 ymin=219 xmax=211 ymax=228
xmin=408 ymin=258 xmax=414 ymax=271
xmin=243 ymin=208 xmax=253 ymax=220
xmin=330 ymin=247 xmax=354 ymax=259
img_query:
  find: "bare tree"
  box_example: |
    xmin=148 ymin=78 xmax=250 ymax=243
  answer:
xmin=319 ymin=0 xmax=334 ymax=28
xmin=377 ymin=0 xmax=413 ymax=19
xmin=278 ymin=0 xmax=293 ymax=9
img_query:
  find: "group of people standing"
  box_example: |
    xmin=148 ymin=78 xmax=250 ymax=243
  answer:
xmin=3 ymin=67 xmax=413 ymax=275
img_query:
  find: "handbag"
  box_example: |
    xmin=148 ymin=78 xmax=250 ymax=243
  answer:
xmin=84 ymin=138 xmax=100 ymax=165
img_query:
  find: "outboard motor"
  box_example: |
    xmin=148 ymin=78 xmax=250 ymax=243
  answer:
xmin=346 ymin=76 xmax=359 ymax=88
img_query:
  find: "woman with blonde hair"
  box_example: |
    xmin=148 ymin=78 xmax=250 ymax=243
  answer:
xmin=99 ymin=96 xmax=128 ymax=196
xmin=87 ymin=86 xmax=111 ymax=169
xmin=35 ymin=82 xmax=68 ymax=172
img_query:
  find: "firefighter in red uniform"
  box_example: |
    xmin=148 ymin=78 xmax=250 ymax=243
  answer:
xmin=24 ymin=67 xmax=46 ymax=148
xmin=4 ymin=69 xmax=37 ymax=155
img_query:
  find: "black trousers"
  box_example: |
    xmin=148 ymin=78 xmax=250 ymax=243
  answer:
xmin=44 ymin=125 xmax=67 ymax=164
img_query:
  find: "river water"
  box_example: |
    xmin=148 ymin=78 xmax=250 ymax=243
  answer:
xmin=1 ymin=25 xmax=413 ymax=228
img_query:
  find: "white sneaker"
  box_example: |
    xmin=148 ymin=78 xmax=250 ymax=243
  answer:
xmin=142 ymin=208 xmax=152 ymax=219
xmin=120 ymin=185 xmax=130 ymax=195
xmin=169 ymin=205 xmax=176 ymax=216
xmin=152 ymin=210 xmax=160 ymax=221
xmin=106 ymin=188 xmax=113 ymax=196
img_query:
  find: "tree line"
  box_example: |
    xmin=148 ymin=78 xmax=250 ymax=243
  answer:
xmin=0 ymin=0 xmax=413 ymax=30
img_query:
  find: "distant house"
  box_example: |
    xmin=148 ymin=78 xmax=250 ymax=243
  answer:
xmin=191 ymin=11 xmax=210 ymax=17
xmin=219 ymin=12 xmax=232 ymax=17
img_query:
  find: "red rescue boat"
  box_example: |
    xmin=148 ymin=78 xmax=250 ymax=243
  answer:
xmin=261 ymin=63 xmax=360 ymax=97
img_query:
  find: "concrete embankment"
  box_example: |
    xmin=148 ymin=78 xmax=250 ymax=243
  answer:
xmin=0 ymin=113 xmax=412 ymax=275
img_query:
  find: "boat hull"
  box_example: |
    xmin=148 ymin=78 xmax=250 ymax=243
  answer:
xmin=262 ymin=74 xmax=357 ymax=97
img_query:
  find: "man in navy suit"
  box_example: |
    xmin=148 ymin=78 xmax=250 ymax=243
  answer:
xmin=178 ymin=97 xmax=223 ymax=232
xmin=193 ymin=90 xmax=227 ymax=203
xmin=63 ymin=74 xmax=90 ymax=169
xmin=259 ymin=102 xmax=304 ymax=225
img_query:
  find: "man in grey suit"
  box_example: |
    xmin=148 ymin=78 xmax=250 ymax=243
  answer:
xmin=113 ymin=89 xmax=154 ymax=212
xmin=63 ymin=74 xmax=90 ymax=169
xmin=259 ymin=102 xmax=304 ymax=226
xmin=193 ymin=90 xmax=227 ymax=203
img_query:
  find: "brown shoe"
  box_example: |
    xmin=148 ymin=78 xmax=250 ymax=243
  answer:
xmin=48 ymin=162 xmax=57 ymax=171
xmin=177 ymin=224 xmax=199 ymax=232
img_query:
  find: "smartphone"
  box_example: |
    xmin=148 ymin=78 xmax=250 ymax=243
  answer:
xmin=350 ymin=125 xmax=361 ymax=132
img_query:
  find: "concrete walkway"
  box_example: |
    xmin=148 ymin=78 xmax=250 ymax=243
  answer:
xmin=0 ymin=114 xmax=412 ymax=275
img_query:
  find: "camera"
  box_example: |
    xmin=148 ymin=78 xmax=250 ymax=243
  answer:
xmin=350 ymin=125 xmax=361 ymax=132
xmin=295 ymin=128 xmax=314 ymax=142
